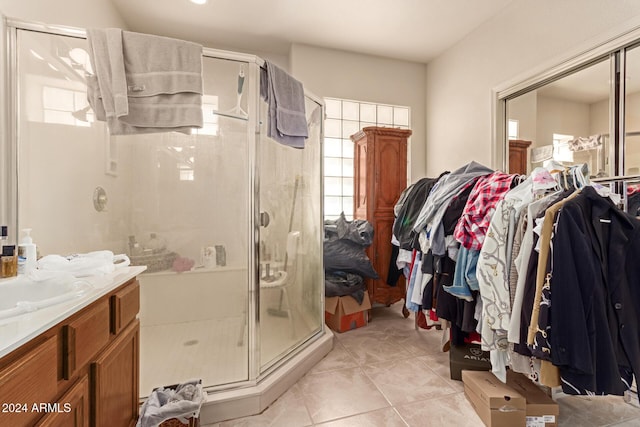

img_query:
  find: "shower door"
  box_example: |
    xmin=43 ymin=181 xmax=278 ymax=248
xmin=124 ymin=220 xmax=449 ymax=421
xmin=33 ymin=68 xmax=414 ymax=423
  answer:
xmin=258 ymin=94 xmax=324 ymax=371
xmin=12 ymin=27 xmax=252 ymax=396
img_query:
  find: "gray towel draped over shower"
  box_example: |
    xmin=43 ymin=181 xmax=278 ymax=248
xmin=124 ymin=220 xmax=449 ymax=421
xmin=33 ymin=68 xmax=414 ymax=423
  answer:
xmin=86 ymin=28 xmax=204 ymax=135
xmin=260 ymin=61 xmax=309 ymax=149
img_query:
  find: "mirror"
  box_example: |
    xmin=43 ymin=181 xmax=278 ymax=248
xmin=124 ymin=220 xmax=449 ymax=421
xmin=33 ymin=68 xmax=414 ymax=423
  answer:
xmin=505 ymin=57 xmax=612 ymax=177
xmin=624 ymin=44 xmax=640 ymax=175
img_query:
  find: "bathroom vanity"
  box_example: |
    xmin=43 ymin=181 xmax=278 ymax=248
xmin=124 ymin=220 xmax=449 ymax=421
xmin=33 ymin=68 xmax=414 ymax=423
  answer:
xmin=0 ymin=266 xmax=145 ymax=427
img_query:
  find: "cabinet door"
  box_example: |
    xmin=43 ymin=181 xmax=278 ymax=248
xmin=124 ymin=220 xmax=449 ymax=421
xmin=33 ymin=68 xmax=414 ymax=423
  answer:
xmin=63 ymin=300 xmax=110 ymax=379
xmin=354 ymin=137 xmax=369 ymax=219
xmin=92 ymin=319 xmax=139 ymax=427
xmin=372 ymin=135 xmax=407 ymax=214
xmin=370 ymin=216 xmax=406 ymax=306
xmin=110 ymin=280 xmax=140 ymax=335
xmin=0 ymin=336 xmax=58 ymax=427
xmin=35 ymin=375 xmax=89 ymax=427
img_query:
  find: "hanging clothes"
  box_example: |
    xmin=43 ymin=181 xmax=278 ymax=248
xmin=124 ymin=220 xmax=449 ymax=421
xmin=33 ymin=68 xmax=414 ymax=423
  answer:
xmin=453 ymin=171 xmax=517 ymax=250
xmin=393 ymin=175 xmax=445 ymax=250
xmin=475 ymin=175 xmax=535 ymax=381
xmin=550 ymin=186 xmax=640 ymax=396
xmin=412 ymin=161 xmax=493 ymax=253
xmin=446 ymin=171 xmax=517 ymax=302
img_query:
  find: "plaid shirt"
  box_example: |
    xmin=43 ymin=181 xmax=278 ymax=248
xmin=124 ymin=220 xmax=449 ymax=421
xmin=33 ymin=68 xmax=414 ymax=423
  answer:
xmin=454 ymin=171 xmax=516 ymax=250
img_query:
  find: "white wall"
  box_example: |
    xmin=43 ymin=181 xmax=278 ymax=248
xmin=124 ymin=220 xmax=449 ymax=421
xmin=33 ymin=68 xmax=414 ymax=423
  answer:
xmin=0 ymin=0 xmax=126 ymax=28
xmin=507 ymin=91 xmax=537 ymax=143
xmin=290 ymin=43 xmax=427 ymax=181
xmin=425 ymin=0 xmax=640 ymax=175
xmin=536 ymin=96 xmax=590 ymax=149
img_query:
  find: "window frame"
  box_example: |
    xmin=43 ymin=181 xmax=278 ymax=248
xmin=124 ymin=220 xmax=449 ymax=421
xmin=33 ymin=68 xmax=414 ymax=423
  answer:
xmin=323 ymin=97 xmax=411 ymax=220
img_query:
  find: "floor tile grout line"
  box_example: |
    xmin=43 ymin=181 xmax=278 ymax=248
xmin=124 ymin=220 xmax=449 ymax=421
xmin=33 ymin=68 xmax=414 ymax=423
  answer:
xmin=358 ymin=363 xmax=397 ymax=409
xmin=392 ymin=406 xmax=412 ymax=427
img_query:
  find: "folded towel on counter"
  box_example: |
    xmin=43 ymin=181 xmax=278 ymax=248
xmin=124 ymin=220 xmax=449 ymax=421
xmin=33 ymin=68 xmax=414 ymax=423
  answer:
xmin=87 ymin=28 xmax=203 ymax=135
xmin=260 ymin=61 xmax=308 ymax=148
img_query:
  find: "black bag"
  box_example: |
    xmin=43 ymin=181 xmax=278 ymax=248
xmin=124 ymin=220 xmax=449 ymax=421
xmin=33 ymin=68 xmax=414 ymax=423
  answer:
xmin=325 ymin=272 xmax=366 ymax=304
xmin=324 ymin=239 xmax=379 ymax=279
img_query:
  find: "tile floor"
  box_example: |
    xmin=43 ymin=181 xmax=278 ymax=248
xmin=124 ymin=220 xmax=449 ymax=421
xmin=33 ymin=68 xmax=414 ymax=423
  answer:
xmin=210 ymin=302 xmax=640 ymax=427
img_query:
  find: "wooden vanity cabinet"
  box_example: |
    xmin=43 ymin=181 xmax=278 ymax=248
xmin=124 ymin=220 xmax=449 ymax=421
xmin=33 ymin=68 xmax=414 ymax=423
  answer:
xmin=93 ymin=319 xmax=139 ymax=427
xmin=0 ymin=277 xmax=140 ymax=427
xmin=0 ymin=336 xmax=59 ymax=426
xmin=35 ymin=375 xmax=90 ymax=427
xmin=351 ymin=126 xmax=412 ymax=314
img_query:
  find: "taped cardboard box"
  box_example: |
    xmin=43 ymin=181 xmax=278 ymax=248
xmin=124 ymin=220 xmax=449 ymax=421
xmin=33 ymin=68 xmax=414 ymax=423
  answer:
xmin=449 ymin=343 xmax=491 ymax=380
xmin=462 ymin=370 xmax=526 ymax=427
xmin=506 ymin=371 xmax=559 ymax=427
xmin=324 ymin=293 xmax=371 ymax=332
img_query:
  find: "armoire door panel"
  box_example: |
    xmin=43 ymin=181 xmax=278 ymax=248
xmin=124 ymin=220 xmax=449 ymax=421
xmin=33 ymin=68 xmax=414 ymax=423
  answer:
xmin=374 ymin=139 xmax=407 ymax=211
xmin=354 ymin=139 xmax=369 ymax=217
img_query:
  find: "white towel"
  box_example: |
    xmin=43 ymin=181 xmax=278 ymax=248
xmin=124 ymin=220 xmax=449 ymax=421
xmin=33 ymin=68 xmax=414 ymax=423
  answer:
xmin=87 ymin=28 xmax=203 ymax=135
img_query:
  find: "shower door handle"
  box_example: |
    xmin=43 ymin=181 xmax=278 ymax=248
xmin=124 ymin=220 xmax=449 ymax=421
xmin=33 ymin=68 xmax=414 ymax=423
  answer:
xmin=260 ymin=211 xmax=270 ymax=227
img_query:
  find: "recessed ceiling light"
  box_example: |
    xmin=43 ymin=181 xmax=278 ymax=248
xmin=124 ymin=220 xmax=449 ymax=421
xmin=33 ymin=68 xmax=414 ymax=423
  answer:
xmin=190 ymin=0 xmax=207 ymax=4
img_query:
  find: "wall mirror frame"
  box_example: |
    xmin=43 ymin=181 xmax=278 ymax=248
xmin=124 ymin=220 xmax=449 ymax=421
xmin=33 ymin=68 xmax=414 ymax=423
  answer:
xmin=493 ymin=23 xmax=640 ymax=186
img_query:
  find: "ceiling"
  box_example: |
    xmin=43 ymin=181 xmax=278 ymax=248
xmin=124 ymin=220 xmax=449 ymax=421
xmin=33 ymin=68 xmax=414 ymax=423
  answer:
xmin=108 ymin=0 xmax=514 ymax=64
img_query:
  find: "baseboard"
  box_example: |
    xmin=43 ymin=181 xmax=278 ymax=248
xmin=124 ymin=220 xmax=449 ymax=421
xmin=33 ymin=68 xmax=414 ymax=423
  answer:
xmin=200 ymin=329 xmax=334 ymax=425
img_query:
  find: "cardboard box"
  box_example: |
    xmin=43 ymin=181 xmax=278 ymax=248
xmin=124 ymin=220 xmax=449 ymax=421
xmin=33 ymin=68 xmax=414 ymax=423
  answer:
xmin=462 ymin=370 xmax=527 ymax=427
xmin=506 ymin=371 xmax=559 ymax=427
xmin=324 ymin=293 xmax=371 ymax=332
xmin=449 ymin=343 xmax=491 ymax=380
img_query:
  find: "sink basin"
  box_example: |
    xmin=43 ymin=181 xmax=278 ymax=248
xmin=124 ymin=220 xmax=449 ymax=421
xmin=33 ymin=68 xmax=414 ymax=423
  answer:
xmin=0 ymin=276 xmax=92 ymax=320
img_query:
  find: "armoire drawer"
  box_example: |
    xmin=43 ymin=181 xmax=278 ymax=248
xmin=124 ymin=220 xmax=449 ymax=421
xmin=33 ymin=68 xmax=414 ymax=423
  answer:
xmin=63 ymin=299 xmax=110 ymax=380
xmin=110 ymin=279 xmax=140 ymax=335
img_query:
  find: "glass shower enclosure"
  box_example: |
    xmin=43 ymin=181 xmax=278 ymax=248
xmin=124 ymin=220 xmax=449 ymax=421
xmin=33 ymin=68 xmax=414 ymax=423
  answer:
xmin=4 ymin=18 xmax=325 ymax=404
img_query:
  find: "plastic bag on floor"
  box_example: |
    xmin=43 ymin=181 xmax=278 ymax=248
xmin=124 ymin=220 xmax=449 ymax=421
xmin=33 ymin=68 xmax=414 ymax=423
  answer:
xmin=324 ymin=213 xmax=374 ymax=247
xmin=324 ymin=239 xmax=379 ymax=279
xmin=137 ymin=379 xmax=206 ymax=427
xmin=325 ymin=271 xmax=365 ymax=304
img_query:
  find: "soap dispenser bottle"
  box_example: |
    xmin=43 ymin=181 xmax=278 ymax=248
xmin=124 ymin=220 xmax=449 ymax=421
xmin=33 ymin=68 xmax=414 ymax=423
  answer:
xmin=17 ymin=228 xmax=37 ymax=275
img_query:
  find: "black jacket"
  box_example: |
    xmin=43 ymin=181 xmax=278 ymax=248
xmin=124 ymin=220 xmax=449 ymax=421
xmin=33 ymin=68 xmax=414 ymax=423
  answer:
xmin=550 ymin=186 xmax=640 ymax=396
xmin=393 ymin=174 xmax=445 ymax=250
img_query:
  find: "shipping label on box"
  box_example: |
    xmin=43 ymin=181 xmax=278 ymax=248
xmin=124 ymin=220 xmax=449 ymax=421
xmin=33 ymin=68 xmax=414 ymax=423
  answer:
xmin=507 ymin=371 xmax=559 ymax=427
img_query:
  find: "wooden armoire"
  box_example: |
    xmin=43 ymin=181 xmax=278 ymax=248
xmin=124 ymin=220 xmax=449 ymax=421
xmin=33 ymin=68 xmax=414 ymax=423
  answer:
xmin=351 ymin=126 xmax=412 ymax=316
xmin=509 ymin=139 xmax=532 ymax=174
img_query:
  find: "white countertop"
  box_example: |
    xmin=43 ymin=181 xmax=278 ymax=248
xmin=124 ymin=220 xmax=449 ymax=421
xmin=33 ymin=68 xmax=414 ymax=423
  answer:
xmin=0 ymin=266 xmax=146 ymax=359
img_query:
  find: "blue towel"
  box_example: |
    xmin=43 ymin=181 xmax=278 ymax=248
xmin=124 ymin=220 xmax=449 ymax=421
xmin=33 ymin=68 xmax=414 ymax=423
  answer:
xmin=260 ymin=62 xmax=308 ymax=148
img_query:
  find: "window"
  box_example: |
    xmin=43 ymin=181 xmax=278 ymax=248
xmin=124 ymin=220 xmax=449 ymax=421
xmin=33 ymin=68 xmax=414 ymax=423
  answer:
xmin=508 ymin=119 xmax=519 ymax=140
xmin=552 ymin=133 xmax=575 ymax=163
xmin=195 ymin=95 xmax=219 ymax=136
xmin=323 ymin=97 xmax=410 ymax=220
xmin=42 ymin=86 xmax=93 ymax=127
